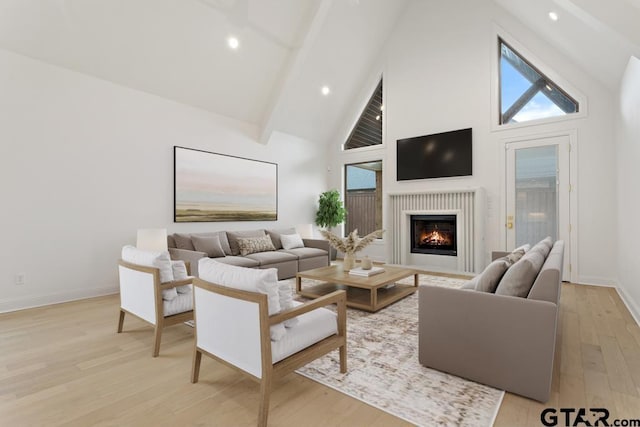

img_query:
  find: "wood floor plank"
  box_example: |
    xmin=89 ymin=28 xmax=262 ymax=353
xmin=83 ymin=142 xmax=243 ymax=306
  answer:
xmin=2 ymin=283 xmax=640 ymax=426
xmin=560 ymin=311 xmax=583 ymax=376
xmin=581 ymin=343 xmax=607 ymax=373
xmin=575 ymin=285 xmax=601 ymax=346
xmin=599 ymin=334 xmax=639 ymax=396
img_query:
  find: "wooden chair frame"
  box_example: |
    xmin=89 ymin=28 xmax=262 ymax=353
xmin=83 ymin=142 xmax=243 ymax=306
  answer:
xmin=117 ymin=259 xmax=194 ymax=357
xmin=191 ymin=278 xmax=347 ymax=427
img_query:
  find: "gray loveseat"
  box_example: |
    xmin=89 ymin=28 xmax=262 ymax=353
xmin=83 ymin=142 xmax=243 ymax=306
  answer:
xmin=418 ymin=238 xmax=564 ymax=402
xmin=167 ymin=228 xmax=330 ymax=279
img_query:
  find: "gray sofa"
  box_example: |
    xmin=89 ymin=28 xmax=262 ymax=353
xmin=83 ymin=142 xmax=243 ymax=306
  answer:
xmin=167 ymin=228 xmax=330 ymax=279
xmin=418 ymin=239 xmax=565 ymax=402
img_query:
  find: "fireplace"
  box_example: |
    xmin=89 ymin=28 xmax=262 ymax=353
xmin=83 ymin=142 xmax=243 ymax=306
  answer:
xmin=410 ymin=214 xmax=457 ymax=256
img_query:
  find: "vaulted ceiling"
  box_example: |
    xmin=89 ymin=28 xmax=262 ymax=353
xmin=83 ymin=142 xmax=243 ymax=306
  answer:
xmin=0 ymin=0 xmax=408 ymax=144
xmin=495 ymin=0 xmax=640 ymax=93
xmin=0 ymin=0 xmax=638 ymax=145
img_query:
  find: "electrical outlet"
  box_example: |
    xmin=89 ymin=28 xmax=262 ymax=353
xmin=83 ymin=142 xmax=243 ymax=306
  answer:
xmin=15 ymin=273 xmax=25 ymax=285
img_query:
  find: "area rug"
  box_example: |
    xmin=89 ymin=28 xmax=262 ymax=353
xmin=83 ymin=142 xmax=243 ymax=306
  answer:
xmin=285 ymin=273 xmax=504 ymax=427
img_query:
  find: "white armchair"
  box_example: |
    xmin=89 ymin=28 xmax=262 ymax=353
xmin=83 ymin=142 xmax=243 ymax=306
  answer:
xmin=190 ymin=262 xmax=347 ymax=427
xmin=117 ymin=253 xmax=194 ymax=357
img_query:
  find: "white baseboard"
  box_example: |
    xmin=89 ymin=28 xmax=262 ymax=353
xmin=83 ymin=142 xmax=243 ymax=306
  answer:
xmin=576 ymin=275 xmax=618 ymax=287
xmin=616 ymin=286 xmax=640 ymax=327
xmin=0 ymin=285 xmax=119 ymax=314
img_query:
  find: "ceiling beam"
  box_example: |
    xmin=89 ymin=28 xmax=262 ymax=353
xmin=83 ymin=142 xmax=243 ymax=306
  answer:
xmin=257 ymin=0 xmax=334 ymax=145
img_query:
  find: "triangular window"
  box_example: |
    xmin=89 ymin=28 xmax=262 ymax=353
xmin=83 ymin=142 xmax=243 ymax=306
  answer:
xmin=344 ymin=79 xmax=383 ymax=150
xmin=499 ymin=39 xmax=578 ymax=125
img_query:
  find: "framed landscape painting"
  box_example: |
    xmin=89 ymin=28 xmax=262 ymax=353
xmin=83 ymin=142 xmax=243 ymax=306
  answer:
xmin=174 ymin=146 xmax=278 ymax=222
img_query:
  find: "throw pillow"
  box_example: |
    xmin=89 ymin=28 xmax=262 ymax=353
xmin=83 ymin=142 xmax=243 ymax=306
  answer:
xmin=505 ymin=248 xmax=526 ymax=264
xmin=277 ymin=281 xmax=299 ymax=328
xmin=529 ymin=238 xmax=552 ymax=259
xmin=473 ymin=258 xmax=512 ymax=293
xmin=267 ymin=228 xmax=297 ymax=250
xmin=192 ymin=235 xmax=226 ymax=258
xmin=171 ymin=260 xmax=192 ymax=294
xmin=461 ymin=278 xmax=478 ymax=290
xmin=171 ymin=260 xmax=189 ymax=280
xmin=193 ymin=231 xmax=233 ymax=255
xmin=173 ymin=233 xmax=196 ymax=251
xmin=237 ymin=235 xmax=276 ymax=256
xmin=512 ymin=243 xmax=531 ymax=254
xmin=198 ymin=259 xmax=286 ymax=341
xmin=280 ymin=233 xmax=305 ymax=250
xmin=495 ymin=251 xmax=545 ymax=297
xmin=121 ymin=245 xmax=177 ymax=300
xmin=227 ymin=230 xmax=267 ymax=256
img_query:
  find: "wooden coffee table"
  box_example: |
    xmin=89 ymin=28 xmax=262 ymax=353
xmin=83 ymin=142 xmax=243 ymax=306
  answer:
xmin=296 ymin=265 xmax=419 ymax=312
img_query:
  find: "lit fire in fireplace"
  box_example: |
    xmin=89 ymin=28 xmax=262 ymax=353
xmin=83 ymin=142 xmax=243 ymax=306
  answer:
xmin=419 ymin=226 xmax=453 ymax=247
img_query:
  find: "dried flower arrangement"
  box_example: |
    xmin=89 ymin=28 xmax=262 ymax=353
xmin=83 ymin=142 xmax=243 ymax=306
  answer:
xmin=319 ymin=229 xmax=385 ymax=270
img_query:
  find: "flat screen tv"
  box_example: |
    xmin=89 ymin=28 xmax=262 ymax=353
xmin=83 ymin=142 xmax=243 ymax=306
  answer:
xmin=397 ymin=128 xmax=472 ymax=181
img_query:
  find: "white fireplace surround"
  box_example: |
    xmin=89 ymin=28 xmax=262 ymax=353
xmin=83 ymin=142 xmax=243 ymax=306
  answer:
xmin=402 ymin=210 xmax=465 ymax=271
xmin=389 ymin=189 xmax=484 ymax=273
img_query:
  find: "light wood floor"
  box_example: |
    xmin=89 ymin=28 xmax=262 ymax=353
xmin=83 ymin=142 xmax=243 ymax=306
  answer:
xmin=1 ymin=283 xmax=639 ymax=426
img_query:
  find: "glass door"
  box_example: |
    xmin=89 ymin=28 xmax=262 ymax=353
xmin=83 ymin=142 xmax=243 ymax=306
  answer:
xmin=506 ymin=135 xmax=570 ymax=280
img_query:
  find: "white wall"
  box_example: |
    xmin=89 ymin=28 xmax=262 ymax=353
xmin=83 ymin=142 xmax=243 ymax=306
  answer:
xmin=330 ymin=0 xmax=618 ymax=284
xmin=616 ymin=56 xmax=640 ymax=321
xmin=0 ymin=48 xmax=328 ymax=312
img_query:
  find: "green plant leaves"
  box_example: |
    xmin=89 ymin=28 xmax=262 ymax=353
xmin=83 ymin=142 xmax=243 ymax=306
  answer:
xmin=315 ymin=189 xmax=346 ymax=228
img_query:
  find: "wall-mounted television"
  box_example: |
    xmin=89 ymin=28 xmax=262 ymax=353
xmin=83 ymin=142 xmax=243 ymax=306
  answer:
xmin=396 ymin=128 xmax=472 ymax=181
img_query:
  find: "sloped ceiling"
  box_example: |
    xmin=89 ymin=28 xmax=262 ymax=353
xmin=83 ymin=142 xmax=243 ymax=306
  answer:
xmin=0 ymin=0 xmax=408 ymax=144
xmin=494 ymin=0 xmax=640 ymax=93
xmin=0 ymin=0 xmax=638 ymax=146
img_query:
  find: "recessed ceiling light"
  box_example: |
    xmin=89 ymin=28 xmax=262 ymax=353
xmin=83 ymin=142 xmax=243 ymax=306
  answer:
xmin=227 ymin=36 xmax=239 ymax=50
xmin=548 ymin=11 xmax=558 ymax=21
xmin=321 ymin=86 xmax=330 ymax=96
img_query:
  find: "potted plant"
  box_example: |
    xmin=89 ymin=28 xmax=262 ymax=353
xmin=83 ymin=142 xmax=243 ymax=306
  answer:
xmin=315 ymin=189 xmax=346 ymax=260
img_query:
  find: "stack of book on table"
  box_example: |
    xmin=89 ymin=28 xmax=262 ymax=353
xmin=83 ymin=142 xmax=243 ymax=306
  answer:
xmin=349 ymin=266 xmax=385 ymax=277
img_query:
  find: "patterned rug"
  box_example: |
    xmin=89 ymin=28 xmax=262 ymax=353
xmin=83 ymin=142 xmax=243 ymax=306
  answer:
xmin=284 ymin=273 xmax=504 ymax=427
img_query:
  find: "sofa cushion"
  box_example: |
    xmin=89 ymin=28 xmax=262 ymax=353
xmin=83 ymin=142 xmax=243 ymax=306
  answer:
xmin=472 ymin=258 xmax=512 ymax=293
xmin=214 ymin=256 xmax=260 ymax=268
xmin=163 ymin=292 xmax=193 ymax=316
xmin=173 ymin=233 xmax=196 ymax=251
xmin=167 ymin=234 xmax=177 ymax=249
xmin=281 ymin=233 xmax=305 ymax=250
xmin=245 ymin=251 xmax=298 ymax=266
xmin=277 ymin=281 xmax=299 ymax=328
xmin=171 ymin=260 xmax=189 ymax=280
xmin=281 ymin=247 xmax=327 ymax=260
xmin=173 ymin=232 xmax=232 ymax=255
xmin=199 ymin=232 xmax=233 ymax=254
xmin=198 ymin=259 xmax=286 ymax=341
xmin=227 ymin=230 xmax=266 ymax=256
xmin=271 ymin=301 xmax=337 ymax=363
xmin=170 ymin=260 xmax=192 ymax=294
xmin=528 ymin=237 xmax=553 ymax=258
xmin=122 ymin=245 xmax=176 ymax=300
xmin=192 ymin=234 xmax=226 ymax=258
xmin=495 ymin=251 xmax=545 ymax=297
xmin=237 ymin=235 xmax=276 ymax=256
xmin=267 ymin=228 xmax=297 ymax=250
xmin=460 ymin=279 xmax=477 ymax=290
xmin=505 ymin=247 xmax=526 ymax=264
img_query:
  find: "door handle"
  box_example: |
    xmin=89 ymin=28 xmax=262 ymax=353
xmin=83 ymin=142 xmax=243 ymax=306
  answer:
xmin=507 ymin=222 xmax=513 ymax=229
